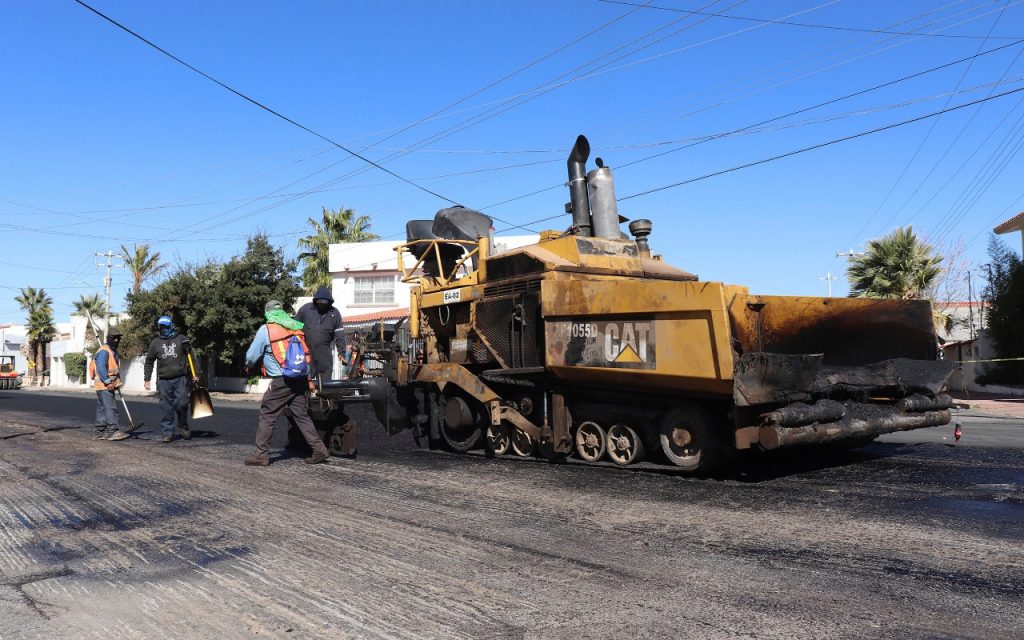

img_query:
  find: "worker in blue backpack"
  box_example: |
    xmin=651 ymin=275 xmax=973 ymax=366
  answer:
xmin=243 ymin=300 xmax=330 ymax=467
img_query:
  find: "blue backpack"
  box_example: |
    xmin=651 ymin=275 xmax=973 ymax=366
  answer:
xmin=268 ymin=326 xmax=310 ymax=379
xmin=282 ymin=335 xmax=309 ymax=378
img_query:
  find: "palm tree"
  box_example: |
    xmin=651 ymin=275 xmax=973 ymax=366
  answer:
xmin=297 ymin=206 xmax=379 ymax=293
xmin=15 ymin=287 xmax=52 ymax=314
xmin=847 ymin=227 xmax=943 ymax=300
xmin=15 ymin=287 xmax=53 ymax=384
xmin=121 ymin=243 xmax=166 ymax=294
xmin=27 ymin=308 xmax=56 ymax=385
xmin=846 ymin=227 xmax=950 ymax=332
xmin=73 ymin=293 xmax=106 ymax=348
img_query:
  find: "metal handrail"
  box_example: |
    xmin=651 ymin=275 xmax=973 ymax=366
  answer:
xmin=395 ymin=239 xmax=479 ymax=286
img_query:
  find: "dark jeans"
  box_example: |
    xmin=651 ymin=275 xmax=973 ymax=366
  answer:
xmin=158 ymin=376 xmax=190 ymax=437
xmin=255 ymin=377 xmax=326 ymax=458
xmin=95 ymin=389 xmax=119 ymax=432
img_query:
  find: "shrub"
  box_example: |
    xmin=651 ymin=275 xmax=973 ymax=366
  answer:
xmin=62 ymin=352 xmax=87 ymax=380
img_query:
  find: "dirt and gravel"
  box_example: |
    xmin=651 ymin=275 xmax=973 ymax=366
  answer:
xmin=1 ymin=390 xmax=1022 ymax=639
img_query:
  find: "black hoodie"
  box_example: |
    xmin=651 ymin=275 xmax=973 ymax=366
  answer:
xmin=294 ymin=286 xmax=345 ymax=352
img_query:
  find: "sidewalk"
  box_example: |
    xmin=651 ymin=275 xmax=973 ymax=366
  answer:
xmin=953 ymin=391 xmax=1024 ymax=419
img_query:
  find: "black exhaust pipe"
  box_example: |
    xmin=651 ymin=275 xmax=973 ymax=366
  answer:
xmin=566 ymin=134 xmax=592 ymax=237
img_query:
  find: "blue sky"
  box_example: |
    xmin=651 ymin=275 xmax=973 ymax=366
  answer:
xmin=2 ymin=0 xmax=1023 ymax=322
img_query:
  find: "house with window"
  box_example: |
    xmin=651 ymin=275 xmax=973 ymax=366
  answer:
xmin=328 ymin=235 xmax=538 ymax=330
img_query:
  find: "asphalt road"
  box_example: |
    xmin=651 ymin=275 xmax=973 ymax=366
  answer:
xmin=1 ymin=389 xmax=1022 ymax=639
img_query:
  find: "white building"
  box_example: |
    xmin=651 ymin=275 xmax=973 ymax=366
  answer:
xmin=0 ymin=323 xmax=27 ymax=376
xmin=328 ymin=235 xmax=538 ymax=327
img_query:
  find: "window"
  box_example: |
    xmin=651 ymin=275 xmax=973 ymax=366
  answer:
xmin=354 ymin=275 xmax=395 ymax=305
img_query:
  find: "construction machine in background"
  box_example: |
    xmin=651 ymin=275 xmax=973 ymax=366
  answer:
xmin=311 ymin=135 xmax=955 ymax=473
xmin=0 ymin=356 xmax=22 ymax=390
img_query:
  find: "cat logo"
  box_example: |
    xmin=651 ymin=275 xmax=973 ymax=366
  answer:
xmin=557 ymin=319 xmax=656 ymax=370
xmin=604 ymin=321 xmax=652 ymax=364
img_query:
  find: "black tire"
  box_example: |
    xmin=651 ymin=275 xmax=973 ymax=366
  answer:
xmin=659 ymin=404 xmax=729 ymax=473
xmin=439 ymin=394 xmax=483 ymax=452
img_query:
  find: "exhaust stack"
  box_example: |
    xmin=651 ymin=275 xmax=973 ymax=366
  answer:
xmin=566 ymin=135 xmax=592 ymax=237
xmin=588 ymin=159 xmax=621 ymax=240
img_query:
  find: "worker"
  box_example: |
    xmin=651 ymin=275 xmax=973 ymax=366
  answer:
xmin=293 ymin=286 xmax=346 ymax=379
xmin=243 ymin=300 xmax=330 ymax=467
xmin=292 ymin=286 xmax=357 ymax=456
xmin=143 ymin=315 xmax=197 ymax=443
xmin=92 ymin=327 xmax=129 ymax=441
xmin=341 ymin=341 xmax=355 ymax=379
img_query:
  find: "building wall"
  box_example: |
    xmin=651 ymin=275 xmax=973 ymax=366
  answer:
xmin=327 ymin=235 xmax=538 ymax=319
xmin=0 ymin=324 xmax=27 ymax=376
xmin=943 ymin=331 xmax=1023 ymax=395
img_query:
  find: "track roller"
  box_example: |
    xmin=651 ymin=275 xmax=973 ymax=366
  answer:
xmin=486 ymin=423 xmax=511 ymax=455
xmin=510 ymin=428 xmax=536 ymax=457
xmin=606 ymin=423 xmax=644 ymax=465
xmin=574 ymin=420 xmax=607 ymax=462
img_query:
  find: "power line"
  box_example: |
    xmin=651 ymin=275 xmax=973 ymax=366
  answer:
xmin=76 ymin=0 xmax=659 ymax=239
xmin=72 ymin=0 xmax=459 ymax=206
xmin=879 ymin=46 xmax=1024 ymax=236
xmin=264 ymin=0 xmax=750 ymax=222
xmin=853 ymin=0 xmax=1011 ymax=244
xmin=597 ymin=0 xmax=1024 ymax=39
xmin=618 ymin=85 xmax=1024 ymax=201
xmin=602 ymin=0 xmax=1014 ymax=142
xmin=480 ymin=36 xmax=1024 ymax=211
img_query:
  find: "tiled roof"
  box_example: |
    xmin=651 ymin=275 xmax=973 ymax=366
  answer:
xmin=994 ymin=211 xmax=1024 ymax=234
xmin=343 ymin=308 xmax=409 ymax=324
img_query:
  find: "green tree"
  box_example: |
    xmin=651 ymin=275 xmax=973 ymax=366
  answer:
xmin=979 ymin=235 xmax=1024 ymax=385
xmin=122 ymin=234 xmax=301 ymax=375
xmin=847 ymin=226 xmax=944 ymax=300
xmin=121 ymin=243 xmax=166 ymax=294
xmin=297 ymin=206 xmax=378 ymax=293
xmin=72 ymin=293 xmax=105 ymax=348
xmin=15 ymin=287 xmax=54 ymax=384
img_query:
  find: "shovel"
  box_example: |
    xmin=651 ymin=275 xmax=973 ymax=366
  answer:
xmin=187 ymin=351 xmax=215 ymax=419
xmin=115 ymin=388 xmax=144 ymax=432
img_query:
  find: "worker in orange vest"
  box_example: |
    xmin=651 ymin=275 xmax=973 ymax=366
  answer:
xmin=242 ymin=300 xmax=330 ymax=467
xmin=91 ymin=327 xmax=129 ymax=441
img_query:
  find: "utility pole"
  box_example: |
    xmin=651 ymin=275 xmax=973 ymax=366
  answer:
xmin=966 ymin=271 xmax=975 ymax=341
xmin=819 ymin=272 xmax=835 ymax=297
xmin=980 ymin=263 xmax=993 ymax=331
xmin=95 ymin=251 xmax=123 ymax=342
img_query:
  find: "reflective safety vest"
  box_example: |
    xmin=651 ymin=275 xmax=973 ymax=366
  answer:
xmin=89 ymin=345 xmax=121 ymax=390
xmin=265 ymin=323 xmax=311 ymax=376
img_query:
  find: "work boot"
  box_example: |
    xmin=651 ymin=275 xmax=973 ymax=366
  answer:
xmin=244 ymin=455 xmax=270 ymax=467
xmin=304 ymin=449 xmax=330 ymax=465
xmin=94 ymin=426 xmax=107 ymax=440
xmin=108 ymin=431 xmax=130 ymax=442
xmin=162 ymin=435 xmax=173 ymax=444
xmin=179 ymin=427 xmax=191 ymax=440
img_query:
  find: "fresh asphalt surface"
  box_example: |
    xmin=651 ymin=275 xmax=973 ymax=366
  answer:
xmin=1 ymin=388 xmax=1022 ymax=638
xmin=5 ymin=386 xmax=1021 ymax=459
